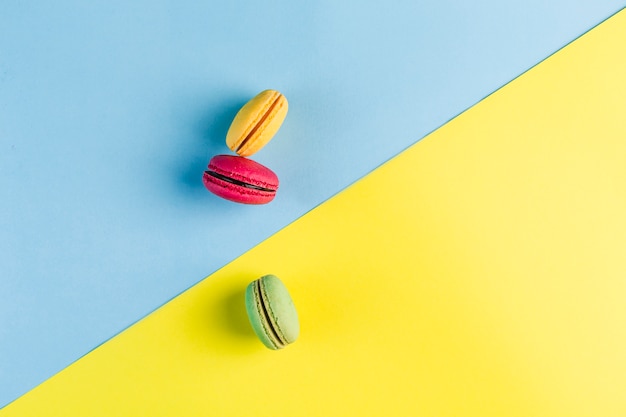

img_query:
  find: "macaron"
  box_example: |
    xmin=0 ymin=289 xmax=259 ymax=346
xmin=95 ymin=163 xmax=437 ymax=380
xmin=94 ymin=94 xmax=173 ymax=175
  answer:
xmin=245 ymin=274 xmax=300 ymax=350
xmin=226 ymin=89 xmax=288 ymax=157
xmin=203 ymin=154 xmax=278 ymax=205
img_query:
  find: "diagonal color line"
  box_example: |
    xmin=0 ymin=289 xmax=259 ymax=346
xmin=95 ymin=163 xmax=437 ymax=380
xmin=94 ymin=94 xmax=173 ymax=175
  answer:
xmin=2 ymin=7 xmax=626 ymax=416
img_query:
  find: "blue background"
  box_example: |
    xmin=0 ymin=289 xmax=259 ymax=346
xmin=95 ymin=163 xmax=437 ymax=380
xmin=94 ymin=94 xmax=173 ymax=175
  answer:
xmin=1 ymin=0 xmax=624 ymax=407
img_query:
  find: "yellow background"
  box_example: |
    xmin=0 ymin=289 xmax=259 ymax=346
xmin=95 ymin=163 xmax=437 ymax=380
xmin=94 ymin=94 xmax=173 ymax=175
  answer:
xmin=3 ymin=9 xmax=626 ymax=417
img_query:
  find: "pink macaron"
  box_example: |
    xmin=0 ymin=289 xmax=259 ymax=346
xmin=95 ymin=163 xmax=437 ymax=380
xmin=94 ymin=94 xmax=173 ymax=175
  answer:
xmin=203 ymin=154 xmax=279 ymax=204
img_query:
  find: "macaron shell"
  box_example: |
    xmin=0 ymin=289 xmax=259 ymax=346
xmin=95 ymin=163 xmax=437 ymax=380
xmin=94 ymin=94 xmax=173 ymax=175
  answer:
xmin=203 ymin=155 xmax=278 ymax=205
xmin=208 ymin=154 xmax=278 ymax=191
xmin=245 ymin=281 xmax=281 ymax=350
xmin=259 ymin=275 xmax=300 ymax=344
xmin=202 ymin=171 xmax=277 ymax=205
xmin=226 ymin=90 xmax=288 ymax=157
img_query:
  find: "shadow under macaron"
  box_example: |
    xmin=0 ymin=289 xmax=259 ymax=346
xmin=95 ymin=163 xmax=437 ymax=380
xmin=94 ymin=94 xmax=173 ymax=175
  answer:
xmin=217 ymin=287 xmax=256 ymax=340
xmin=182 ymin=273 xmax=265 ymax=356
xmin=174 ymin=93 xmax=250 ymax=201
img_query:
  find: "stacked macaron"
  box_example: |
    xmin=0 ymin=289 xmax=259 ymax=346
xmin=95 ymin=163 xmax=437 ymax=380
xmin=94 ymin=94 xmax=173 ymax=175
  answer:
xmin=203 ymin=90 xmax=288 ymax=204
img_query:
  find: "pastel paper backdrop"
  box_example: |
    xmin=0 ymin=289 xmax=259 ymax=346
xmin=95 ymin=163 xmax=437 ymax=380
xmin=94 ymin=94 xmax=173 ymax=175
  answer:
xmin=3 ymin=9 xmax=626 ymax=415
xmin=1 ymin=0 xmax=625 ymax=407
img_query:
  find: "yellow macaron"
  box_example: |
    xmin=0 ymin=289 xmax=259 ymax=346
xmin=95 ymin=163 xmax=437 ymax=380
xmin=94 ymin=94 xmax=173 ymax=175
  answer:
xmin=226 ymin=89 xmax=288 ymax=157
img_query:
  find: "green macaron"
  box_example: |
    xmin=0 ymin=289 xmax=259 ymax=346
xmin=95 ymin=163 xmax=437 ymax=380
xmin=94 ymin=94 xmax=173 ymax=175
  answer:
xmin=245 ymin=274 xmax=300 ymax=350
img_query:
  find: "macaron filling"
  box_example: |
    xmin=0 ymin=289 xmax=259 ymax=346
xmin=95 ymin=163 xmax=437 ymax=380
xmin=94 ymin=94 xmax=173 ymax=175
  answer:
xmin=236 ymin=93 xmax=283 ymax=153
xmin=204 ymin=170 xmax=276 ymax=192
xmin=255 ymin=279 xmax=286 ymax=349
